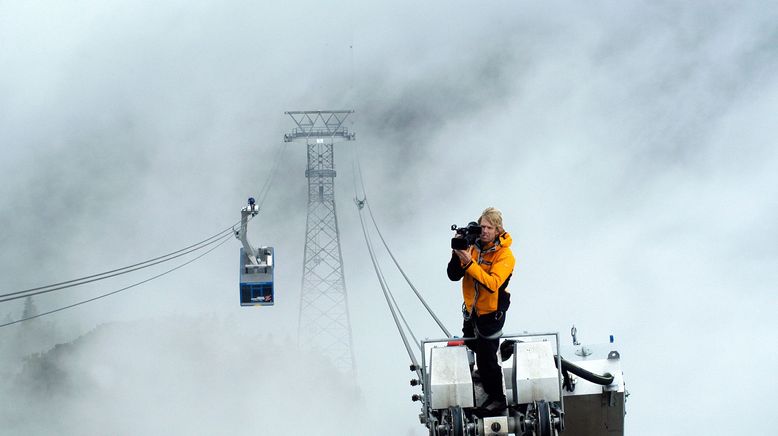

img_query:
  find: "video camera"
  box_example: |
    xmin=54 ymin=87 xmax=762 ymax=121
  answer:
xmin=451 ymin=222 xmax=481 ymax=250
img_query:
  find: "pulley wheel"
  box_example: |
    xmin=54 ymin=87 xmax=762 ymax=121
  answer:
xmin=536 ymin=401 xmax=552 ymax=436
xmin=448 ymin=406 xmax=466 ymax=436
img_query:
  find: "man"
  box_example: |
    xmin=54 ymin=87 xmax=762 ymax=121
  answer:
xmin=447 ymin=207 xmax=515 ymax=415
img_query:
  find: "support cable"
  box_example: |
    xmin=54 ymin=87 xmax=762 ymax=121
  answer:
xmin=365 ymin=216 xmax=420 ymax=347
xmin=357 ymin=205 xmax=421 ymax=378
xmin=365 ymin=201 xmax=451 ymax=337
xmin=1 ymin=138 xmax=288 ymax=304
xmin=0 ymin=223 xmax=238 ymax=303
xmin=355 ymin=201 xmax=419 ymax=346
xmin=256 ymin=140 xmax=288 ymax=210
xmin=386 ymin=275 xmax=421 ymax=348
xmin=352 ymin=147 xmax=420 ymax=345
xmin=352 ymin=145 xmax=451 ymax=337
xmin=0 ymin=232 xmax=233 ymax=328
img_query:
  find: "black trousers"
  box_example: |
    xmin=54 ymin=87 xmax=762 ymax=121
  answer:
xmin=462 ymin=310 xmax=506 ymax=400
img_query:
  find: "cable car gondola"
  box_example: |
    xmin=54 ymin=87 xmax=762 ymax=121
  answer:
xmin=236 ymin=198 xmax=275 ymax=307
xmin=239 ymin=246 xmax=274 ymax=306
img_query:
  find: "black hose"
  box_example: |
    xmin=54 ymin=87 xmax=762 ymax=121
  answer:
xmin=500 ymin=340 xmax=614 ymax=386
xmin=556 ymin=355 xmax=614 ymax=386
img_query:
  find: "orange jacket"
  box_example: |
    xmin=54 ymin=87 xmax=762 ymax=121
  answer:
xmin=448 ymin=232 xmax=515 ymax=316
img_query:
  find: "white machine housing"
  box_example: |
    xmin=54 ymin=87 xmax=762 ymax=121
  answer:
xmin=428 ymin=345 xmax=475 ymax=409
xmin=512 ymin=340 xmax=561 ymax=405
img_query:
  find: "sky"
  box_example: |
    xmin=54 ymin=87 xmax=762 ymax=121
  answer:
xmin=1 ymin=0 xmax=777 ymax=435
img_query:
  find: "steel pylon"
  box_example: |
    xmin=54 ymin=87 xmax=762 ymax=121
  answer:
xmin=285 ymin=110 xmax=356 ymax=372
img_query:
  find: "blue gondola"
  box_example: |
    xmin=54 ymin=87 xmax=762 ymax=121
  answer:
xmin=239 ymin=247 xmax=274 ymax=306
xmin=236 ymin=197 xmax=275 ymax=307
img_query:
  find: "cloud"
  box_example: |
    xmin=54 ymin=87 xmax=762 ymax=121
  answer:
xmin=1 ymin=1 xmax=777 ymax=435
xmin=2 ymin=317 xmax=374 ymax=436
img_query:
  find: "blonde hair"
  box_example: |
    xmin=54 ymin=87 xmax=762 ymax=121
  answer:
xmin=479 ymin=207 xmax=504 ymax=233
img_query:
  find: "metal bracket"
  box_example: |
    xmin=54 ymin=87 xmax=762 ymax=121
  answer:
xmin=602 ymin=389 xmax=617 ymax=408
xmin=238 ymin=198 xmax=260 ymax=265
xmin=574 ymin=346 xmax=592 ymax=357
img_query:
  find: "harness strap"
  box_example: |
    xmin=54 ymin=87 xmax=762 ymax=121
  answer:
xmin=474 ymin=321 xmax=503 ymax=340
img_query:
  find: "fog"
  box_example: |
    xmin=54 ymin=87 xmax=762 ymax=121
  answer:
xmin=1 ymin=1 xmax=776 ymax=435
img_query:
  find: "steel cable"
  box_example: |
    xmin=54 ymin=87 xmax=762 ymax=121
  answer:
xmin=256 ymin=140 xmax=289 ymax=210
xmin=364 ymin=201 xmax=452 ymax=337
xmin=356 ymin=205 xmax=421 ymax=377
xmin=1 ymin=136 xmax=287 ymax=326
xmin=1 ymin=138 xmax=288 ymax=304
xmin=361 ymin=211 xmax=421 ymax=347
xmin=0 ymin=223 xmax=238 ymax=302
xmin=0 ymin=233 xmax=233 ymax=328
xmin=352 ymin=145 xmax=451 ymax=337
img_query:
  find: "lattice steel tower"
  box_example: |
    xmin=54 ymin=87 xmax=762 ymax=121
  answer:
xmin=284 ymin=110 xmax=356 ymax=372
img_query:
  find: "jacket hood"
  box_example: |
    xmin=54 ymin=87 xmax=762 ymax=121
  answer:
xmin=498 ymin=231 xmax=512 ymax=248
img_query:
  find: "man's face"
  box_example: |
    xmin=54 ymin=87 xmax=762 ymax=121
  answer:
xmin=479 ymin=219 xmax=497 ymax=243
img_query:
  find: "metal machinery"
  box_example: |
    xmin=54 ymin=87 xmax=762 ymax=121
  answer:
xmin=236 ymin=198 xmax=275 ymax=306
xmin=284 ymin=110 xmax=356 ymax=372
xmin=415 ymin=329 xmax=626 ymax=436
